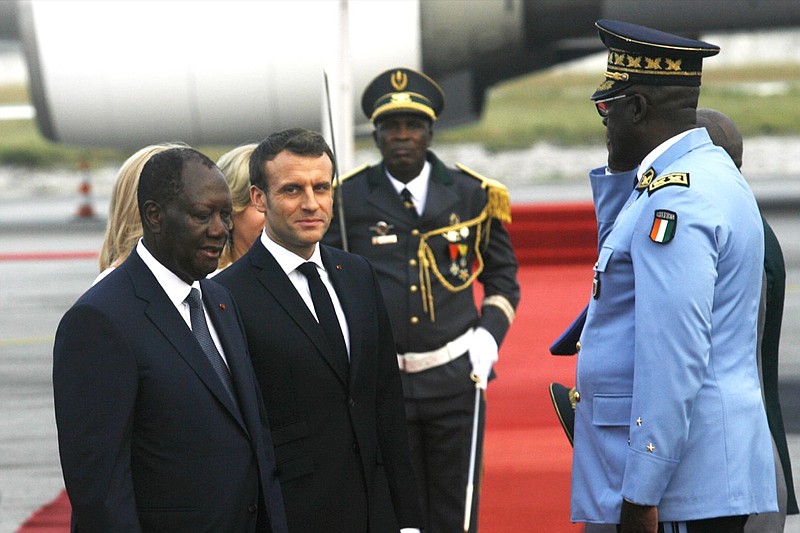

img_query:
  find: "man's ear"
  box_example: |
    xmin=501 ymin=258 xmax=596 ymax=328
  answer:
xmin=251 ymin=185 xmax=267 ymax=214
xmin=142 ymin=200 xmax=163 ymax=233
xmin=631 ymin=94 xmax=648 ymax=124
xmin=372 ymin=128 xmax=379 ymax=147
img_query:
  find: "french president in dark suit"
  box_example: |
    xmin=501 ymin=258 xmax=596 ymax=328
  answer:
xmin=215 ymin=129 xmax=422 ymax=532
xmin=53 ymin=147 xmax=287 ymax=532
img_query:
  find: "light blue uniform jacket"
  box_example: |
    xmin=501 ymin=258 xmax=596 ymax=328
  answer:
xmin=571 ymin=128 xmax=777 ymax=524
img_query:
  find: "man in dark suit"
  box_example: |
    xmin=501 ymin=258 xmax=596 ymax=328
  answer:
xmin=53 ymin=147 xmax=287 ymax=533
xmin=215 ymin=129 xmax=422 ymax=533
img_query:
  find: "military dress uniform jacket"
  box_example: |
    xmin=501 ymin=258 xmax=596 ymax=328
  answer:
xmin=324 ymin=151 xmax=520 ymax=399
xmin=549 ymin=166 xmax=636 ymax=356
xmin=571 ymin=128 xmax=777 ymax=523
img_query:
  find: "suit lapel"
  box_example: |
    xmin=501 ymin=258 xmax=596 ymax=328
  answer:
xmin=365 ymin=172 xmax=413 ymax=224
xmin=249 ymin=244 xmax=349 ymax=387
xmin=419 ymin=171 xmax=460 ymax=224
xmin=127 ymin=252 xmax=246 ymax=430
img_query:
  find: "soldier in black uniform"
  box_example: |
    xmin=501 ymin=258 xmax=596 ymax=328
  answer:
xmin=323 ymin=67 xmax=520 ymax=532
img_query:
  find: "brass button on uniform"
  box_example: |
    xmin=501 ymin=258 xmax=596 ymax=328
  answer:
xmin=411 ymin=229 xmax=420 ymax=237
xmin=576 ymin=340 xmax=581 ymax=352
xmin=410 ymin=316 xmax=419 ymax=325
xmin=409 ymin=258 xmax=418 ymax=267
xmin=410 ymin=285 xmax=418 ymax=293
xmin=569 ymin=388 xmax=581 ymax=409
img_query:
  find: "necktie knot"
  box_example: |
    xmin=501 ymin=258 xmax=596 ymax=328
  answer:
xmin=186 ymin=287 xmax=203 ymax=309
xmin=400 ymin=188 xmax=418 ymax=216
xmin=297 ymin=261 xmax=320 ymax=281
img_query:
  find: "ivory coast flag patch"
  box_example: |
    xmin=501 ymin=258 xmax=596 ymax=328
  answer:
xmin=650 ymin=210 xmax=677 ymax=244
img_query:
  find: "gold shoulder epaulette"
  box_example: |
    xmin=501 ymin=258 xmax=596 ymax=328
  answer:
xmin=455 ymin=163 xmax=511 ymax=223
xmin=648 ymin=172 xmax=690 ymax=195
xmin=333 ymin=163 xmax=369 ymax=188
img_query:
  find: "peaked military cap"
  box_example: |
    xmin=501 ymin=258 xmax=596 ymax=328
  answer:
xmin=592 ymin=19 xmax=720 ymax=100
xmin=361 ymin=67 xmax=445 ymax=123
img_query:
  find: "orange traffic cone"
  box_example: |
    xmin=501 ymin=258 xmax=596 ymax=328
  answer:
xmin=75 ymin=159 xmax=95 ymax=219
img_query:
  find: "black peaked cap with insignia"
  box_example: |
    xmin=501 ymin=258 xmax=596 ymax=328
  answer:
xmin=592 ymin=19 xmax=720 ymax=101
xmin=361 ymin=67 xmax=445 ymax=123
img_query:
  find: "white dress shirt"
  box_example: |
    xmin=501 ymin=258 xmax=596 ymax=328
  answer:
xmin=260 ymin=231 xmax=351 ymax=357
xmin=386 ymin=160 xmax=431 ymax=215
xmin=136 ymin=240 xmax=229 ymax=367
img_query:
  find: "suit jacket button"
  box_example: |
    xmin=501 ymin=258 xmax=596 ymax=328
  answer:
xmin=352 ymin=443 xmax=360 ymax=455
xmin=248 ymin=503 xmax=258 ymax=513
xmin=348 ymin=398 xmax=355 ymax=407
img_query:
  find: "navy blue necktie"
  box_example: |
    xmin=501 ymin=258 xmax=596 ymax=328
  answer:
xmin=296 ymin=262 xmax=349 ymax=373
xmin=185 ymin=288 xmax=237 ymax=405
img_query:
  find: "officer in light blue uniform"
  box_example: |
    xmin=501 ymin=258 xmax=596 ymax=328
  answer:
xmin=571 ymin=20 xmax=777 ymax=532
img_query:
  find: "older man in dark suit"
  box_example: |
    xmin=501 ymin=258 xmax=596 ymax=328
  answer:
xmin=215 ymin=129 xmax=422 ymax=532
xmin=53 ymin=147 xmax=287 ymax=532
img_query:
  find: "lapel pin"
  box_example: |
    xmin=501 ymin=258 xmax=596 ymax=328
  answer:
xmin=336 ymin=264 xmax=343 ymax=270
xmin=219 ymin=303 xmax=226 ymax=310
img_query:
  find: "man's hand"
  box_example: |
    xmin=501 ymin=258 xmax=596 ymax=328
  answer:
xmin=619 ymin=499 xmax=658 ymax=533
xmin=469 ymin=327 xmax=498 ymax=390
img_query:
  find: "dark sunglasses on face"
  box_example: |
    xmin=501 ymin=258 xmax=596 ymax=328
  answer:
xmin=594 ymin=94 xmax=632 ymax=117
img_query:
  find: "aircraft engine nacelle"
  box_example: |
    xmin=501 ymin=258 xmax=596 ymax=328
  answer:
xmin=16 ymin=0 xmax=550 ymax=148
xmin=13 ymin=0 xmax=800 ymax=149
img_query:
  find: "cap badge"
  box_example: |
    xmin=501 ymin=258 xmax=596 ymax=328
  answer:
xmin=390 ymin=70 xmax=408 ymax=91
xmin=390 ymin=93 xmax=412 ymax=104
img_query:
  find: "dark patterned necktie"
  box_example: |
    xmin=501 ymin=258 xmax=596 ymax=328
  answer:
xmin=296 ymin=262 xmax=349 ymax=373
xmin=400 ymin=188 xmax=418 ymax=217
xmin=185 ymin=288 xmax=237 ymax=404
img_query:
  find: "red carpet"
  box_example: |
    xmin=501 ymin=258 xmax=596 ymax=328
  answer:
xmin=478 ymin=264 xmax=588 ymax=532
xmin=18 ymin=203 xmax=596 ymax=533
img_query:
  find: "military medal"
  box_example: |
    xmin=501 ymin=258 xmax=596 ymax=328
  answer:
xmin=370 ymin=220 xmax=398 ymax=245
xmin=443 ymin=213 xmax=470 ymax=279
xmin=592 ymin=272 xmax=601 ymax=299
xmin=592 ymin=260 xmax=601 ymax=299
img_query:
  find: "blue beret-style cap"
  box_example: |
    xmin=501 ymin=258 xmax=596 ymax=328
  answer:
xmin=361 ymin=67 xmax=445 ymax=123
xmin=592 ymin=19 xmax=720 ymax=100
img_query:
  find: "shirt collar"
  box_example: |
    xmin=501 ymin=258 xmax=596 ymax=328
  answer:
xmin=136 ymin=240 xmax=200 ymax=306
xmin=260 ymin=230 xmax=324 ymax=276
xmin=637 ymin=128 xmax=697 ymax=180
xmin=386 ymin=160 xmax=431 ymax=202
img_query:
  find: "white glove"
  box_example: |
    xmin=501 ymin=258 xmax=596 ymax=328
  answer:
xmin=468 ymin=327 xmax=498 ymax=390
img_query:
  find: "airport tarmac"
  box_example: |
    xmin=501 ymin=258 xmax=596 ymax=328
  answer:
xmin=1 ymin=183 xmax=799 ymax=532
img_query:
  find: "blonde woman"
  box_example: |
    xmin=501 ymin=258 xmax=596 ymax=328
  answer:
xmin=214 ymin=143 xmax=262 ymax=272
xmin=94 ymin=142 xmax=188 ymax=285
